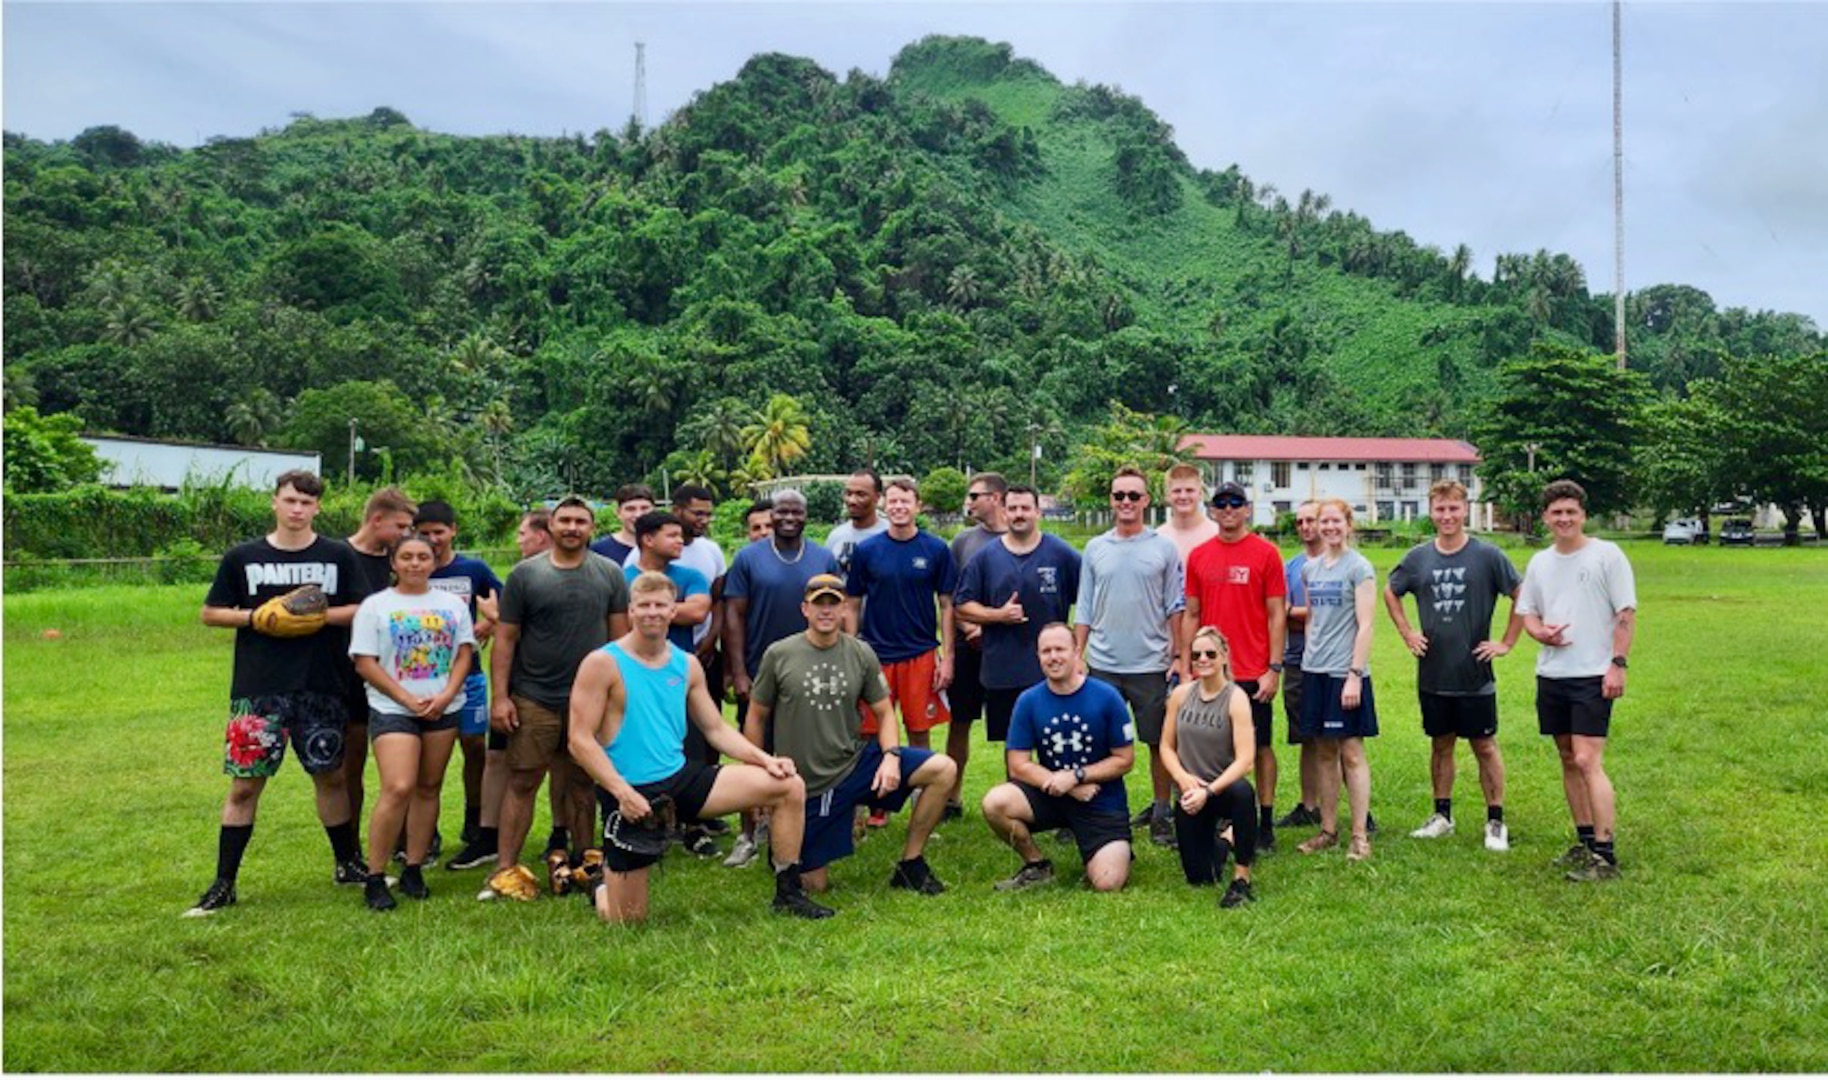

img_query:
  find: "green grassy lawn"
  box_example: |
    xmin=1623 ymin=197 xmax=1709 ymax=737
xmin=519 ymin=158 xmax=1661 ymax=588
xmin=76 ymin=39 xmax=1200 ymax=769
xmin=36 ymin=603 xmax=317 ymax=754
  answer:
xmin=5 ymin=542 xmax=1827 ymax=1071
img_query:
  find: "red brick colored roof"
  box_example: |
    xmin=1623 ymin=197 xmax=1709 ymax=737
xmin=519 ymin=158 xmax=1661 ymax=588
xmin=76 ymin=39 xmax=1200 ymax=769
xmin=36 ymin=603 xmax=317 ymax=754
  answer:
xmin=1178 ymin=434 xmax=1481 ymax=464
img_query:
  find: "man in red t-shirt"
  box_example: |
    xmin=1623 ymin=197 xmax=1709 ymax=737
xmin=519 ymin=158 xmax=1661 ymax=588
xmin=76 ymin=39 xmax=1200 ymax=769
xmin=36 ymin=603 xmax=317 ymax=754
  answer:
xmin=1180 ymin=481 xmax=1289 ymax=850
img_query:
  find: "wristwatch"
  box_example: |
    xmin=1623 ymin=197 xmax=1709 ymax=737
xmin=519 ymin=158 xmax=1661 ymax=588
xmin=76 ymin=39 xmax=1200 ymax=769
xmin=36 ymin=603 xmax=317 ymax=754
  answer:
xmin=884 ymin=747 xmax=902 ymax=757
xmin=1349 ymin=667 xmax=1367 ymax=679
xmin=1073 ymin=765 xmax=1087 ymax=784
xmin=1268 ymin=662 xmax=1285 ymax=674
xmin=1610 ymin=655 xmax=1629 ymax=670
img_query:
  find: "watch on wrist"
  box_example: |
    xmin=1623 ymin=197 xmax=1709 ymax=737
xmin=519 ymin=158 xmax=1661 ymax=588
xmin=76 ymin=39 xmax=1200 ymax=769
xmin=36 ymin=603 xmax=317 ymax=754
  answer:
xmin=883 ymin=746 xmax=902 ymax=757
xmin=1073 ymin=765 xmax=1087 ymax=784
xmin=1610 ymin=655 xmax=1629 ymax=670
xmin=1268 ymin=662 xmax=1285 ymax=674
xmin=1349 ymin=667 xmax=1367 ymax=679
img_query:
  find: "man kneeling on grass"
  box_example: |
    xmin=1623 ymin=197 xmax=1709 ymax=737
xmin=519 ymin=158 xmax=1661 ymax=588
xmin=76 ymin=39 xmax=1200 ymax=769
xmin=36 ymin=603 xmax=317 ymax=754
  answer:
xmin=744 ymin=574 xmax=957 ymax=897
xmin=568 ymin=571 xmax=832 ymax=922
xmin=981 ymin=622 xmax=1136 ymax=892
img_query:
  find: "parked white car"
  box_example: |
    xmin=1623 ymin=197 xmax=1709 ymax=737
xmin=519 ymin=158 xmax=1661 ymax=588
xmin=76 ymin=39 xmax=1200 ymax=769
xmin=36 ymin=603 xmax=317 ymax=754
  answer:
xmin=1662 ymin=518 xmax=1708 ymax=545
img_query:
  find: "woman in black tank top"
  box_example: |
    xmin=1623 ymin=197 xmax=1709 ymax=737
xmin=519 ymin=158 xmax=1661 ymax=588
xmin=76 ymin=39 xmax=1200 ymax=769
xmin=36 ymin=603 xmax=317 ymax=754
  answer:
xmin=1160 ymin=625 xmax=1259 ymax=908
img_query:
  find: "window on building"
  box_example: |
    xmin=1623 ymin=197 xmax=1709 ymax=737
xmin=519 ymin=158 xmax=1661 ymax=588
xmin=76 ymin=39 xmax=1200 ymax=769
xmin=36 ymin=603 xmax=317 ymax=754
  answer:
xmin=1271 ymin=461 xmax=1291 ymax=487
xmin=1430 ymin=463 xmax=1446 ymax=483
xmin=1234 ymin=462 xmax=1254 ymax=485
xmin=1319 ymin=463 xmax=1331 ymax=472
xmin=1402 ymin=462 xmax=1418 ymax=491
xmin=1376 ymin=500 xmax=1395 ymax=522
xmin=1297 ymin=462 xmax=1310 ymax=471
xmin=1458 ymin=463 xmax=1473 ymax=484
xmin=1376 ymin=463 xmax=1393 ymax=488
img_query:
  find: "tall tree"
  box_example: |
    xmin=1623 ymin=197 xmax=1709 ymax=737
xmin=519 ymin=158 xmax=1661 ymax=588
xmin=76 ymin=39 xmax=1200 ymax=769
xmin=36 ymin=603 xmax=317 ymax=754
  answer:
xmin=1473 ymin=343 xmax=1646 ymax=520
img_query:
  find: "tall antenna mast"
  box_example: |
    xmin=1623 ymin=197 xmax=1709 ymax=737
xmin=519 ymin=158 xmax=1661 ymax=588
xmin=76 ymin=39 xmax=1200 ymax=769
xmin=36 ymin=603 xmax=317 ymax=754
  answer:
xmin=1612 ymin=0 xmax=1626 ymax=369
xmin=631 ymin=41 xmax=648 ymax=132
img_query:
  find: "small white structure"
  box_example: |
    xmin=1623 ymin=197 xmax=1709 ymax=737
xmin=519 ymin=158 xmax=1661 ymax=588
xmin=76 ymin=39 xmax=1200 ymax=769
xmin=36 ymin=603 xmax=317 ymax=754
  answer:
xmin=83 ymin=435 xmax=322 ymax=491
xmin=1179 ymin=434 xmax=1495 ymax=530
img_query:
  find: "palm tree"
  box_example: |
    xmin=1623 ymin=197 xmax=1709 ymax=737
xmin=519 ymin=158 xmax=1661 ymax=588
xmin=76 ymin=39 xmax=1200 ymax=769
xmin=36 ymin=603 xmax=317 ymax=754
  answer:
xmin=696 ymin=396 xmax=753 ymax=473
xmin=946 ymin=265 xmax=982 ymax=310
xmin=671 ymin=448 xmax=723 ymax=495
xmin=742 ymin=393 xmax=812 ymax=478
xmin=176 ymin=277 xmax=221 ymax=322
xmin=101 ymin=298 xmax=159 ymax=346
xmin=4 ymin=365 xmax=39 ymax=413
xmin=1447 ymin=244 xmax=1474 ymax=300
xmin=478 ymin=398 xmax=513 ymax=482
xmin=225 ymin=388 xmax=280 ymax=447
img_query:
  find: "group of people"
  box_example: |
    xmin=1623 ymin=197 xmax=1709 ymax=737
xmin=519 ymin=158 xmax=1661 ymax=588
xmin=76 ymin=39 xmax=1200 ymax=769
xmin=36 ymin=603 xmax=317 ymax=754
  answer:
xmin=185 ymin=463 xmax=1636 ymax=921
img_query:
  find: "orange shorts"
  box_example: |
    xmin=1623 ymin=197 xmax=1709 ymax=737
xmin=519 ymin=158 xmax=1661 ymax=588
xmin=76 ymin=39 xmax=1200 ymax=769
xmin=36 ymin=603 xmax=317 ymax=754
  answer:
xmin=860 ymin=649 xmax=952 ymax=736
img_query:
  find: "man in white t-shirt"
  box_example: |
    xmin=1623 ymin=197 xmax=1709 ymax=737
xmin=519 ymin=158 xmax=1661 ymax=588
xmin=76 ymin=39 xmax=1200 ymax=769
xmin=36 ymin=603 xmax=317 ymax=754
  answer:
xmin=825 ymin=469 xmax=889 ymax=582
xmin=1516 ymin=479 xmax=1637 ymax=882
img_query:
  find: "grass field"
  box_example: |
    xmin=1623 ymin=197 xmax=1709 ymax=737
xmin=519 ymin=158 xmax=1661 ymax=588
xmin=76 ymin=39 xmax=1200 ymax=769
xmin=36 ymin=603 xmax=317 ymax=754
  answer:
xmin=5 ymin=542 xmax=1827 ymax=1071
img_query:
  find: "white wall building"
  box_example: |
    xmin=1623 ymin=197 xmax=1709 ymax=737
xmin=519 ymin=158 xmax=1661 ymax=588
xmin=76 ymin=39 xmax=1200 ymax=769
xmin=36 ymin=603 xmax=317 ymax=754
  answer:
xmin=83 ymin=435 xmax=322 ymax=491
xmin=1178 ymin=434 xmax=1495 ymax=530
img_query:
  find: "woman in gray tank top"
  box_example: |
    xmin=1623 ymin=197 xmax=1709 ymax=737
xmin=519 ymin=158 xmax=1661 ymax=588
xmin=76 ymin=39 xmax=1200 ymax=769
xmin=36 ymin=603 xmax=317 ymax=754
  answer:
xmin=1160 ymin=625 xmax=1258 ymax=908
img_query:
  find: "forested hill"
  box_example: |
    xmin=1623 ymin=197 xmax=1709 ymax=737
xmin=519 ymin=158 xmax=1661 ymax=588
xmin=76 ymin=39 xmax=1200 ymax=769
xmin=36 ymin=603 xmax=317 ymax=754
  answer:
xmin=4 ymin=35 xmax=1819 ymax=498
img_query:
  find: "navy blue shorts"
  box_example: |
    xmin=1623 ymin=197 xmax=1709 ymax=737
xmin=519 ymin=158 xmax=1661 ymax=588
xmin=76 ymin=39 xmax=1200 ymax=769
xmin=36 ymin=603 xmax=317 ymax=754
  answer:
xmin=1297 ymin=671 xmax=1380 ymax=740
xmin=799 ymin=743 xmax=932 ymax=871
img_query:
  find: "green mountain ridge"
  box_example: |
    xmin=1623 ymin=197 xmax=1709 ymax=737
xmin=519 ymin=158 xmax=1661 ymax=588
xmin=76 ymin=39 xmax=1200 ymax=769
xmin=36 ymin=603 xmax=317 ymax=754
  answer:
xmin=3 ymin=34 xmax=1819 ymax=497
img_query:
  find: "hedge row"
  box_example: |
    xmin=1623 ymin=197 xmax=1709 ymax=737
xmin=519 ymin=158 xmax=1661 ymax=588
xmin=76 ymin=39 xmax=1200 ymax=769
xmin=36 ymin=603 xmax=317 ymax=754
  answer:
xmin=3 ymin=482 xmax=525 ymax=561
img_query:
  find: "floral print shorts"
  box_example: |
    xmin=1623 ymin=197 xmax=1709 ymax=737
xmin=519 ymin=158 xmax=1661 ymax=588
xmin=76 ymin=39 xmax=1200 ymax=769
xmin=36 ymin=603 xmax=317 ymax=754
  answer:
xmin=223 ymin=692 xmax=348 ymax=778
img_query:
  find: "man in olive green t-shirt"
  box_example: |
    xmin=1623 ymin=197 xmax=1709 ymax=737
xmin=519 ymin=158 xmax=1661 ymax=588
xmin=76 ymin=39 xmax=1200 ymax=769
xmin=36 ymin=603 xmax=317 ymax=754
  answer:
xmin=745 ymin=574 xmax=957 ymax=897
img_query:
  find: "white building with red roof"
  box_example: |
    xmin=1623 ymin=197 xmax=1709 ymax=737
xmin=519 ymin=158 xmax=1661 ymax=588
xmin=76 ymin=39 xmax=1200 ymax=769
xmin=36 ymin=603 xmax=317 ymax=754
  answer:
xmin=1177 ymin=434 xmax=1494 ymax=529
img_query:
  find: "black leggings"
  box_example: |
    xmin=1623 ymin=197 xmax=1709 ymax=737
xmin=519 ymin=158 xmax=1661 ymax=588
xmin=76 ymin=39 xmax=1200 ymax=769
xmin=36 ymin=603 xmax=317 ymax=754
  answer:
xmin=1173 ymin=778 xmax=1258 ymax=884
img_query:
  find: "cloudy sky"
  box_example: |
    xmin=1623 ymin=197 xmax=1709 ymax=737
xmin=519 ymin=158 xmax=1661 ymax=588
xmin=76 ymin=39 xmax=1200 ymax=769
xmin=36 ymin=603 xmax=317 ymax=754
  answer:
xmin=6 ymin=1 xmax=1824 ymax=327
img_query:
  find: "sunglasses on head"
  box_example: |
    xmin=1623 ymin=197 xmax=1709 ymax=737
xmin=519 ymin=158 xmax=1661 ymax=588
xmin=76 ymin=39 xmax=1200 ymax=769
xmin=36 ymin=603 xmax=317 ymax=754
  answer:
xmin=1212 ymin=497 xmax=1247 ymax=509
xmin=1110 ymin=490 xmax=1146 ymax=502
xmin=1190 ymin=648 xmax=1221 ymax=660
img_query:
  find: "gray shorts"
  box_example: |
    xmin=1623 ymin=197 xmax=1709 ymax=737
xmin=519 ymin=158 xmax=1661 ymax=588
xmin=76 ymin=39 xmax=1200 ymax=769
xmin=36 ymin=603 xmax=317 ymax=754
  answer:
xmin=1089 ymin=668 xmax=1170 ymax=745
xmin=369 ymin=707 xmax=461 ymax=740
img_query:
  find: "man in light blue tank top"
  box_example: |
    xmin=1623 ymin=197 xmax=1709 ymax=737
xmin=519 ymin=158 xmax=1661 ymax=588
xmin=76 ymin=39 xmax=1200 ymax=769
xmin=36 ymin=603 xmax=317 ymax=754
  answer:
xmin=568 ymin=571 xmax=833 ymax=923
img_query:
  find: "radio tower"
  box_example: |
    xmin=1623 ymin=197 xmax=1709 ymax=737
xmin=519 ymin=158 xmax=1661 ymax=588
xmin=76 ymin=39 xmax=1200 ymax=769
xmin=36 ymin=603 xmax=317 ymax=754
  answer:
xmin=631 ymin=41 xmax=648 ymax=132
xmin=1612 ymin=0 xmax=1626 ymax=369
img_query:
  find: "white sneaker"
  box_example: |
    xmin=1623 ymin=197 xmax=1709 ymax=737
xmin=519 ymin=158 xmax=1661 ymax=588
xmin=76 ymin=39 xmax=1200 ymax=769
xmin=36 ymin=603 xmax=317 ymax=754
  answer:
xmin=723 ymin=834 xmax=760 ymax=868
xmin=1484 ymin=820 xmax=1510 ymax=852
xmin=1409 ymin=812 xmax=1455 ymax=839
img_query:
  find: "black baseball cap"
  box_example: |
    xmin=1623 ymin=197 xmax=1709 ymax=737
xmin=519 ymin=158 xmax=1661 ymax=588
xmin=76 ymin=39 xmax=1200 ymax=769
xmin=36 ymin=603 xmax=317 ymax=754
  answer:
xmin=1209 ymin=481 xmax=1250 ymax=505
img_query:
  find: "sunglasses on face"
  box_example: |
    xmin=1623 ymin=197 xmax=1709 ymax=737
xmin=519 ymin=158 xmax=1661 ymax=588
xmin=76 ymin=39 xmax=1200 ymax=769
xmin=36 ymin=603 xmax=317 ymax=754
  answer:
xmin=967 ymin=491 xmax=990 ymax=500
xmin=1110 ymin=490 xmax=1146 ymax=502
xmin=1190 ymin=648 xmax=1221 ymax=660
xmin=1212 ymin=497 xmax=1247 ymax=509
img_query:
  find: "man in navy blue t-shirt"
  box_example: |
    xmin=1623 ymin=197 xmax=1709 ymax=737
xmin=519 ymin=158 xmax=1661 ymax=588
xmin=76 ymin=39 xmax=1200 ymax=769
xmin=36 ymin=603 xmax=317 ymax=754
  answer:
xmin=845 ymin=477 xmax=957 ymax=752
xmin=954 ymin=484 xmax=1081 ymax=742
xmin=980 ymin=623 xmax=1135 ymax=892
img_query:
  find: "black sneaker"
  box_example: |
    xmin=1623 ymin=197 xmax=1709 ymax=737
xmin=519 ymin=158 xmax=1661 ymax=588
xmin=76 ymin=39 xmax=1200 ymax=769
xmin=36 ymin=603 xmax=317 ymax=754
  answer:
xmin=460 ymin=819 xmax=479 ymax=845
xmin=1053 ymin=827 xmax=1074 ymax=844
xmin=1274 ymin=804 xmax=1320 ymax=829
xmin=1366 ymin=812 xmax=1379 ymax=835
xmin=772 ymin=866 xmax=835 ymax=919
xmin=183 ymin=878 xmax=237 ymax=918
xmin=1257 ymin=826 xmax=1277 ymax=854
xmin=943 ymin=802 xmax=965 ymax=821
xmin=334 ymin=859 xmax=374 ymax=886
xmin=888 ymin=856 xmax=946 ymax=896
xmin=1129 ymin=805 xmax=1155 ymax=828
xmin=1149 ymin=816 xmax=1177 ymax=849
xmin=681 ymin=827 xmax=721 ymax=859
xmin=995 ymin=859 xmax=1056 ymax=892
xmin=445 ymin=838 xmax=497 ymax=871
xmin=1219 ymin=878 xmax=1256 ymax=909
xmin=365 ymin=875 xmax=397 ymax=912
xmin=399 ymin=864 xmax=430 ymax=900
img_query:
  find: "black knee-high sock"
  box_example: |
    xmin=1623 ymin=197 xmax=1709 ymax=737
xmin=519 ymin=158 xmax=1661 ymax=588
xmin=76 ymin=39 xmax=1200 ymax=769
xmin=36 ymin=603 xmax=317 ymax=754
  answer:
xmin=217 ymin=824 xmax=254 ymax=882
xmin=1257 ymin=805 xmax=1274 ymax=831
xmin=1577 ymin=824 xmax=1597 ymax=848
xmin=325 ymin=820 xmax=360 ymax=863
xmin=1435 ymin=797 xmax=1453 ymax=819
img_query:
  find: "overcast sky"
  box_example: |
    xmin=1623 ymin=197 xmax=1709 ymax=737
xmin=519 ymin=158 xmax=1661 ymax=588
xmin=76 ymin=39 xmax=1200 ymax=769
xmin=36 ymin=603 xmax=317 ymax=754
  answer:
xmin=6 ymin=1 xmax=1824 ymax=327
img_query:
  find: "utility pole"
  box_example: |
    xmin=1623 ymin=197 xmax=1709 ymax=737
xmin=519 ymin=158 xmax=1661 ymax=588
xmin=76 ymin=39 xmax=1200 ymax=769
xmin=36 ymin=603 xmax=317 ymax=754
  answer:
xmin=347 ymin=417 xmax=358 ymax=487
xmin=631 ymin=42 xmax=648 ymax=132
xmin=1612 ymin=0 xmax=1627 ymax=369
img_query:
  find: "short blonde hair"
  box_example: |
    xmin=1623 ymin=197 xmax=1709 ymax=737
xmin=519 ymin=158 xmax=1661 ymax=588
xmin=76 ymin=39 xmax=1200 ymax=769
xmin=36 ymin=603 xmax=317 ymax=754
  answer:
xmin=1428 ymin=479 xmax=1468 ymax=505
xmin=629 ymin=570 xmax=678 ymax=601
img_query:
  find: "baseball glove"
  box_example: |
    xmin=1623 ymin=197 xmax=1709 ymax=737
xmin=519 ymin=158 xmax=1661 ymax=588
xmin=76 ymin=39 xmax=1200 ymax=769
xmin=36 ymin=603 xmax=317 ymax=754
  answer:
xmin=251 ymin=584 xmax=328 ymax=637
xmin=569 ymin=848 xmax=605 ymax=897
xmin=605 ymin=793 xmax=676 ymax=858
xmin=483 ymin=863 xmax=540 ymax=902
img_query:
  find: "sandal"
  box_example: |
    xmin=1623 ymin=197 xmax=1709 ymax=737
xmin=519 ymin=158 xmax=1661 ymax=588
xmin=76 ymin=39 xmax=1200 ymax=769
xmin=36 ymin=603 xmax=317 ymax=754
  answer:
xmin=1297 ymin=830 xmax=1339 ymax=855
xmin=1347 ymin=835 xmax=1372 ymax=862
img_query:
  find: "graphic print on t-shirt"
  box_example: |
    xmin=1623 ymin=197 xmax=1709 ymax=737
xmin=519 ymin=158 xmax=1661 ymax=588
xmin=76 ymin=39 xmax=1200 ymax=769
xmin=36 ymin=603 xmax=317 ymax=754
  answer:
xmin=1429 ymin=567 xmax=1468 ymax=618
xmin=1227 ymin=566 xmax=1250 ymax=585
xmin=389 ymin=609 xmax=456 ymax=681
xmin=244 ymin=560 xmax=340 ymax=594
xmin=801 ymin=659 xmax=856 ymax=716
xmin=1041 ymin=710 xmax=1097 ymax=768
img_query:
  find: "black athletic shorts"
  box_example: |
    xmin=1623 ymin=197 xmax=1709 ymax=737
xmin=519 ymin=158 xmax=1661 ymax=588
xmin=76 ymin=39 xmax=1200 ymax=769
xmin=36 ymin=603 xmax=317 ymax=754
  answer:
xmin=1017 ymin=782 xmax=1133 ymax=865
xmin=1536 ymin=676 xmax=1611 ymax=738
xmin=1235 ymin=679 xmax=1276 ymax=750
xmin=949 ymin=643 xmax=987 ymax=724
xmin=597 ymin=761 xmax=722 ymax=872
xmin=984 ymin=685 xmax=1028 ymax=743
xmin=1282 ymin=663 xmax=1308 ymax=745
xmin=1420 ymin=692 xmax=1499 ymax=740
xmin=368 ymin=707 xmax=460 ymax=739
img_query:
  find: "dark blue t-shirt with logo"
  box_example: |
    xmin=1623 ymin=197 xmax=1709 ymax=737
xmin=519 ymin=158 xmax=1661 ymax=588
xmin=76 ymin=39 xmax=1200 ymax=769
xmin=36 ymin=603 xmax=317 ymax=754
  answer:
xmin=1007 ymin=676 xmax=1134 ymax=815
xmin=954 ymin=534 xmax=1081 ymax=690
xmin=846 ymin=529 xmax=957 ymax=664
